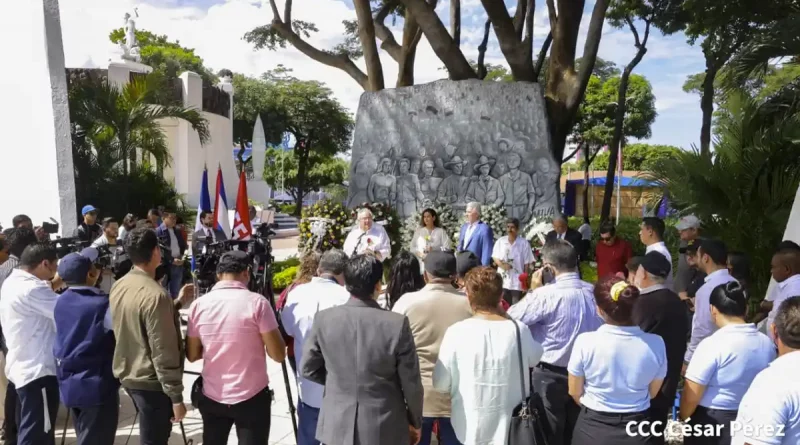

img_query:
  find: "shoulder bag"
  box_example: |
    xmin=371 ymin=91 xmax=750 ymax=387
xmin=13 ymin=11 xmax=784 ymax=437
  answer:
xmin=508 ymin=320 xmax=550 ymax=445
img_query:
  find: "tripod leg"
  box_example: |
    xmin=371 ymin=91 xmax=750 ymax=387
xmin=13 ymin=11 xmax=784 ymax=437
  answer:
xmin=60 ymin=409 xmax=70 ymax=445
xmin=280 ymin=359 xmax=298 ymax=440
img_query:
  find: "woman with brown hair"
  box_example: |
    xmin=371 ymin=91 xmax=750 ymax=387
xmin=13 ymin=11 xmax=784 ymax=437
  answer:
xmin=433 ymin=267 xmax=543 ymax=445
xmin=567 ymin=277 xmax=667 ymax=445
xmin=277 ymin=252 xmax=321 ymax=374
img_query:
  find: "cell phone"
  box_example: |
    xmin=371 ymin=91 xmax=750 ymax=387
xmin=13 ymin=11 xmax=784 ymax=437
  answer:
xmin=42 ymin=221 xmax=59 ymax=234
xmin=541 ymin=265 xmax=555 ymax=285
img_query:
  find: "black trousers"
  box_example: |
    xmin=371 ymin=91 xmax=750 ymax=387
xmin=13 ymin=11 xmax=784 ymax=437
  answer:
xmin=4 ymin=381 xmax=18 ymax=444
xmin=684 ymin=405 xmax=737 ymax=445
xmin=531 ymin=364 xmax=579 ymax=445
xmin=16 ymin=376 xmax=60 ymax=445
xmin=503 ymin=289 xmax=524 ymax=306
xmin=572 ymin=406 xmax=660 ymax=445
xmin=70 ymin=392 xmax=120 ymax=445
xmin=198 ymin=386 xmax=272 ymax=445
xmin=126 ymin=388 xmax=174 ymax=445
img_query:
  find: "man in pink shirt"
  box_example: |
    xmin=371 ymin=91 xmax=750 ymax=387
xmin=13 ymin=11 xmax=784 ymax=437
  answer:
xmin=186 ymin=251 xmax=286 ymax=445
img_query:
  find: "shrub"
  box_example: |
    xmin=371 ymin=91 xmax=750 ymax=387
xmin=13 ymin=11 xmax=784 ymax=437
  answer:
xmin=279 ymin=203 xmax=297 ymax=215
xmin=273 ymin=256 xmax=300 ymax=275
xmin=272 ymin=265 xmax=298 ymax=291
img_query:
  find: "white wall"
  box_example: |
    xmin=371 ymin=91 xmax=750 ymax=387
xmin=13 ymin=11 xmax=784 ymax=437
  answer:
xmin=0 ymin=0 xmax=76 ymax=234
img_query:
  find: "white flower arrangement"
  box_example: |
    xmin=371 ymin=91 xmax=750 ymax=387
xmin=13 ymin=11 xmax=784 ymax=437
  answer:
xmin=522 ymin=216 xmax=553 ymax=248
xmin=400 ymin=202 xmax=462 ymax=249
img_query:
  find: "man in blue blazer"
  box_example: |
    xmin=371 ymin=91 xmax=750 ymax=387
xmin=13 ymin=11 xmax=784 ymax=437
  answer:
xmin=457 ymin=202 xmax=494 ymax=266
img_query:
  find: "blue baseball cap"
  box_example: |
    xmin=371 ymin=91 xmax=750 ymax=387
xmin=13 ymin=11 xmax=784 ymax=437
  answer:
xmin=57 ymin=248 xmax=99 ymax=284
xmin=81 ymin=205 xmax=99 ymax=216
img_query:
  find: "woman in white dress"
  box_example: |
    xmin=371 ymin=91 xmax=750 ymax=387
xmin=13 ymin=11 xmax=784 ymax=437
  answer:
xmin=433 ymin=267 xmax=544 ymax=445
xmin=410 ymin=208 xmax=452 ymax=272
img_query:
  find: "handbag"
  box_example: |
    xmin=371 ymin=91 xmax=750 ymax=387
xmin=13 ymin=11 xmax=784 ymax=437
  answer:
xmin=508 ymin=320 xmax=550 ymax=445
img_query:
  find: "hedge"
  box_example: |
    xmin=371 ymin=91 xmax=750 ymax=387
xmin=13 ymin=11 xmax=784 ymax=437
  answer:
xmin=272 ymin=265 xmax=298 ymax=291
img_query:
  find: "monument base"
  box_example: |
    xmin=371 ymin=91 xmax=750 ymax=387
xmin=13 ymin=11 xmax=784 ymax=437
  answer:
xmin=108 ymin=59 xmax=153 ymax=89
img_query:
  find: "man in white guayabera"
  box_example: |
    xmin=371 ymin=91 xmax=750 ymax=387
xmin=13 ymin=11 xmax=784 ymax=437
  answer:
xmin=343 ymin=209 xmax=391 ymax=262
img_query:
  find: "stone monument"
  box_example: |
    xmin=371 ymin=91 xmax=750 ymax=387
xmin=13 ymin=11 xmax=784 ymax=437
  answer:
xmin=347 ymin=79 xmax=558 ymax=222
xmin=0 ymin=0 xmax=77 ymax=234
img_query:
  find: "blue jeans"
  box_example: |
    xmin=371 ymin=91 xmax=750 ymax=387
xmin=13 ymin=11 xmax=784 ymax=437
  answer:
xmin=167 ymin=264 xmax=183 ymax=299
xmin=419 ymin=417 xmax=461 ymax=445
xmin=297 ymin=401 xmax=320 ymax=445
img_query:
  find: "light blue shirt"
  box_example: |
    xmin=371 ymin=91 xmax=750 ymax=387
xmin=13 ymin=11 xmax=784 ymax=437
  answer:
xmin=733 ymin=351 xmax=800 ymax=445
xmin=685 ymin=323 xmax=776 ymax=410
xmin=568 ymin=325 xmax=667 ymax=413
xmin=685 ymin=268 xmax=737 ymax=363
xmin=280 ymin=277 xmax=351 ymax=408
xmin=508 ymin=273 xmax=604 ymax=367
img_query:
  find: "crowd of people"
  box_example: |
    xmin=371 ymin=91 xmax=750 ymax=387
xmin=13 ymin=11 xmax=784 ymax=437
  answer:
xmin=0 ymin=201 xmax=799 ymax=445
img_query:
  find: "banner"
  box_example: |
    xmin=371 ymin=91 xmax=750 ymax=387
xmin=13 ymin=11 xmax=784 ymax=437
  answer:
xmin=232 ymin=171 xmax=252 ymax=240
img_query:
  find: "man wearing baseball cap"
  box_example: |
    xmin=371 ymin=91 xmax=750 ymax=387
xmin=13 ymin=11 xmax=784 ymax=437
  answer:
xmin=53 ymin=248 xmax=120 ymax=445
xmin=392 ymin=251 xmax=472 ymax=445
xmin=675 ymin=215 xmax=701 ymax=300
xmin=72 ymin=205 xmax=102 ymax=243
xmin=631 ymin=252 xmax=690 ymax=437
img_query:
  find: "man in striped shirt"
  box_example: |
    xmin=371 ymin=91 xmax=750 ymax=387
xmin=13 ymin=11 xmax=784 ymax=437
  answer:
xmin=508 ymin=240 xmax=604 ymax=445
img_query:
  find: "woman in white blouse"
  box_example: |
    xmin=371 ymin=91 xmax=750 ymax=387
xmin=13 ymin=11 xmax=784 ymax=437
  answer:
xmin=568 ymin=277 xmax=667 ymax=445
xmin=411 ymin=208 xmax=452 ymax=272
xmin=433 ymin=267 xmax=543 ymax=445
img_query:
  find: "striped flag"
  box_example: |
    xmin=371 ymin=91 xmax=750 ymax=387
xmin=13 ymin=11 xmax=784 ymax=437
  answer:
xmin=212 ymin=166 xmax=231 ymax=238
xmin=231 ymin=171 xmax=252 ymax=240
xmin=194 ymin=167 xmax=212 ymax=233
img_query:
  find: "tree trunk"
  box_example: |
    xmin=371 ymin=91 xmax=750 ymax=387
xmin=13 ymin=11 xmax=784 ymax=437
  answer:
xmin=600 ymin=18 xmax=648 ymax=222
xmin=450 ymin=0 xmax=461 ymax=46
xmin=582 ymin=144 xmax=591 ymax=221
xmin=353 ymin=0 xmax=385 ymax=91
xmin=397 ymin=15 xmax=422 ymax=87
xmin=294 ymin=138 xmax=311 ymax=217
xmin=700 ymin=61 xmax=717 ymax=156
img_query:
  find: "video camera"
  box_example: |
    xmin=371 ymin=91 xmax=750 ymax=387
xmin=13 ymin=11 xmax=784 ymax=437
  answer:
xmin=193 ymin=222 xmax=277 ymax=297
xmin=51 ymin=237 xmax=90 ymax=259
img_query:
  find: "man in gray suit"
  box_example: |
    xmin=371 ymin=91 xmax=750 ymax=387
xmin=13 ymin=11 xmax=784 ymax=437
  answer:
xmin=301 ymin=254 xmax=424 ymax=445
xmin=192 ymin=211 xmax=227 ymax=256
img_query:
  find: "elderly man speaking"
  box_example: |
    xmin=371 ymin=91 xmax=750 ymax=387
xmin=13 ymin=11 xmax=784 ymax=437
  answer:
xmin=343 ymin=208 xmax=391 ymax=261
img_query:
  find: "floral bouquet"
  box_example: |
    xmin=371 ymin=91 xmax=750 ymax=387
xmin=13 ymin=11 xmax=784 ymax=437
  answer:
xmin=299 ymin=199 xmax=351 ymax=253
xmin=522 ymin=216 xmax=553 ymax=268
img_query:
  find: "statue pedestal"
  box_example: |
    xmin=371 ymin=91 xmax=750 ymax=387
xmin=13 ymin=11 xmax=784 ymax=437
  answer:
xmin=108 ymin=59 xmax=153 ymax=89
xmin=0 ymin=0 xmax=77 ymax=234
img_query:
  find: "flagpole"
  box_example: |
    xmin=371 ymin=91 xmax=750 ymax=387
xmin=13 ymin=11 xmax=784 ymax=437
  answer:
xmin=616 ymin=143 xmax=622 ymax=222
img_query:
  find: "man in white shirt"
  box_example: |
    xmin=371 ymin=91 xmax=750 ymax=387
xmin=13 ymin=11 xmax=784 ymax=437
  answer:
xmin=640 ymin=217 xmax=674 ymax=289
xmin=0 ymin=242 xmax=61 ymax=445
xmin=733 ymin=296 xmax=800 ymax=445
xmin=281 ymin=249 xmax=350 ymax=445
xmin=156 ymin=209 xmax=188 ymax=299
xmin=343 ymin=209 xmax=391 ymax=261
xmin=91 ymin=217 xmax=121 ymax=293
xmin=492 ymin=218 xmax=534 ymax=305
xmin=761 ymin=246 xmax=800 ymax=340
xmin=684 ymin=239 xmax=737 ymax=370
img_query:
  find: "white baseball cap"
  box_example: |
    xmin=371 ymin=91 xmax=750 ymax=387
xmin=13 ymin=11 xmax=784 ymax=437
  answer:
xmin=676 ymin=215 xmax=701 ymax=231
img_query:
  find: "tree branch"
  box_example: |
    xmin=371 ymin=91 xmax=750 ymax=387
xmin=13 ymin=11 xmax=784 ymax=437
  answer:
xmin=269 ymin=0 xmax=281 ymax=21
xmin=397 ymin=0 xmax=477 ymax=80
xmin=533 ymin=31 xmax=552 ymax=80
xmin=269 ymin=20 xmax=369 ymax=89
xmin=353 ymin=0 xmax=385 ymax=90
xmin=397 ymin=14 xmax=424 ymax=86
xmin=569 ymin=0 xmax=609 ymax=108
xmin=513 ymin=0 xmax=528 ymax=40
xmin=563 ymin=143 xmax=582 ymax=163
xmin=374 ymin=1 xmax=403 ymax=61
xmin=546 ymin=0 xmax=557 ymax=31
xmin=451 ymin=0 xmax=461 ymax=46
xmin=477 ymin=19 xmax=492 ymax=79
xmin=284 ymin=0 xmax=292 ymax=24
xmin=625 ymin=16 xmax=640 ymax=48
xmin=481 ymin=0 xmax=535 ymax=80
xmin=523 ymin=0 xmax=534 ymax=46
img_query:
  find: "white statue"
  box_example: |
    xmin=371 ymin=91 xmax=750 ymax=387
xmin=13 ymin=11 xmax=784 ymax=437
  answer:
xmin=120 ymin=10 xmax=141 ymax=62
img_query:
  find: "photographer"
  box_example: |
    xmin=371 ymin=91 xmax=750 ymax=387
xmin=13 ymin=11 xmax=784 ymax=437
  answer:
xmin=92 ymin=218 xmax=121 ymax=293
xmin=156 ymin=209 xmax=188 ymax=299
xmin=11 ymin=214 xmax=48 ymax=241
xmin=186 ymin=250 xmax=285 ymax=445
xmin=73 ymin=205 xmax=102 ymax=243
xmin=110 ymin=228 xmax=194 ymax=445
xmin=53 ymin=248 xmax=120 ymax=445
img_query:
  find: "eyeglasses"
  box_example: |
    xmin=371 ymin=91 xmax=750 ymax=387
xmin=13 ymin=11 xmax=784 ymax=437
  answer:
xmin=600 ymin=236 xmax=613 ymax=242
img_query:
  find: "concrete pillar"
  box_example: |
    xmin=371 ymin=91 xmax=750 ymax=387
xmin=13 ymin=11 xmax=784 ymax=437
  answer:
xmin=107 ymin=60 xmax=153 ymax=90
xmin=0 ymin=0 xmax=76 ymax=235
xmin=174 ymin=71 xmax=204 ymax=206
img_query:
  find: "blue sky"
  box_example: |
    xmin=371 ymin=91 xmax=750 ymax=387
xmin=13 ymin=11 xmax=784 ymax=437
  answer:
xmin=61 ymin=0 xmax=707 ymax=150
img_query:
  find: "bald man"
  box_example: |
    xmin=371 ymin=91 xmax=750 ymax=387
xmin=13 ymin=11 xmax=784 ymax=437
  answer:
xmin=761 ymin=246 xmax=800 ymax=338
xmin=545 ymin=216 xmax=585 ymax=262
